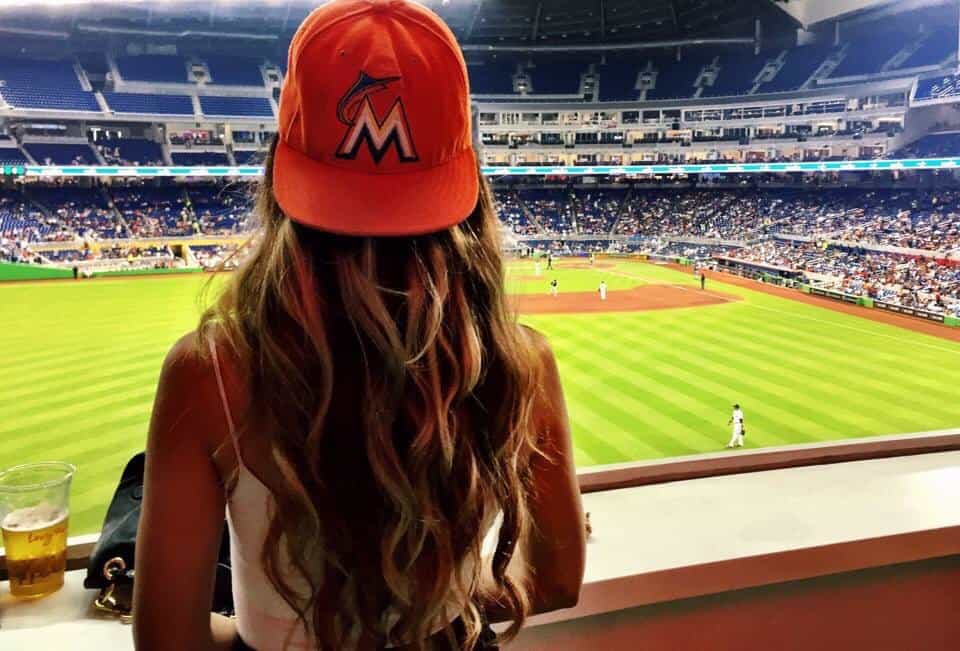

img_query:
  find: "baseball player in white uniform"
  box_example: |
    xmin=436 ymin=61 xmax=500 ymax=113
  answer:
xmin=549 ymin=278 xmax=559 ymax=297
xmin=598 ymin=280 xmax=607 ymax=300
xmin=534 ymin=260 xmax=542 ymax=276
xmin=726 ymin=404 xmax=745 ymax=448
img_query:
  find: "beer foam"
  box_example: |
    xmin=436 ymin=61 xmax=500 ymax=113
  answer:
xmin=2 ymin=503 xmax=67 ymax=532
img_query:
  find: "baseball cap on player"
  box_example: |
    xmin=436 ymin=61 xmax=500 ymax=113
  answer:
xmin=273 ymin=0 xmax=479 ymax=237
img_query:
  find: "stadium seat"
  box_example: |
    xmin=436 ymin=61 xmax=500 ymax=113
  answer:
xmin=198 ymin=96 xmax=273 ymax=118
xmin=0 ymin=147 xmax=28 ymax=166
xmin=900 ymin=26 xmax=958 ymax=69
xmin=527 ymin=61 xmax=587 ymax=95
xmin=466 ymin=60 xmax=518 ymax=94
xmin=102 ymin=92 xmax=194 ymax=116
xmin=170 ymin=151 xmax=231 ymax=165
xmin=0 ymin=59 xmax=100 ymax=112
xmin=756 ymin=45 xmax=833 ymax=94
xmin=830 ymin=33 xmax=903 ymax=78
xmin=647 ymin=56 xmax=707 ymax=100
xmin=115 ymin=55 xmax=190 ymax=83
xmin=96 ymin=138 xmax=165 ymax=166
xmin=24 ymin=143 xmax=97 ymax=166
xmin=597 ymin=61 xmax=643 ymax=101
xmin=203 ymin=55 xmax=265 ymax=86
xmin=701 ymin=52 xmax=769 ymax=98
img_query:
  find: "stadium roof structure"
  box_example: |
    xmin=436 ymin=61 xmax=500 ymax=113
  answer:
xmin=0 ymin=0 xmax=795 ymax=48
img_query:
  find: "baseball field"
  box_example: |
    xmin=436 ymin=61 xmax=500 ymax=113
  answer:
xmin=3 ymin=258 xmax=960 ymax=536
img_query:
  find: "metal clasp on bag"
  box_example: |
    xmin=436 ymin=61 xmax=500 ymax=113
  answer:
xmin=92 ymin=557 xmax=134 ymax=623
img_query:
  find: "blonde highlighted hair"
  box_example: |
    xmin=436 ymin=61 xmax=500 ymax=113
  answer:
xmin=200 ymin=138 xmax=542 ymax=649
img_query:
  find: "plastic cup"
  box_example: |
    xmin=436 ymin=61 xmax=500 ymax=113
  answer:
xmin=0 ymin=462 xmax=76 ymax=598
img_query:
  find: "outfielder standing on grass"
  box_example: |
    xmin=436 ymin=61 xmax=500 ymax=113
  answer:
xmin=550 ymin=278 xmax=559 ymax=297
xmin=598 ymin=280 xmax=607 ymax=301
xmin=726 ymin=404 xmax=745 ymax=448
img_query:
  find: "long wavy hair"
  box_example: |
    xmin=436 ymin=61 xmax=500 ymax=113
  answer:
xmin=199 ymin=138 xmax=542 ymax=649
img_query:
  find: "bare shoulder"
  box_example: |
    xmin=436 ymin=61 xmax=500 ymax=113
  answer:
xmin=161 ymin=330 xmax=211 ymax=377
xmin=518 ymin=324 xmax=561 ymax=381
xmin=152 ymin=330 xmax=229 ymax=456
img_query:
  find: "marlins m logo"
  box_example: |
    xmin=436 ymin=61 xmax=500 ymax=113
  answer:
xmin=335 ymin=71 xmax=419 ymax=164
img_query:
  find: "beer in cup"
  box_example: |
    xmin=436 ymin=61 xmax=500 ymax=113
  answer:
xmin=0 ymin=462 xmax=75 ymax=598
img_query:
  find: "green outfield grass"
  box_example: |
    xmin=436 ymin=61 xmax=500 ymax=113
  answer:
xmin=3 ymin=260 xmax=960 ymax=536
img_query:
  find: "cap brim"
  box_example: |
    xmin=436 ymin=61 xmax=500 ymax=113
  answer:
xmin=273 ymin=141 xmax=480 ymax=237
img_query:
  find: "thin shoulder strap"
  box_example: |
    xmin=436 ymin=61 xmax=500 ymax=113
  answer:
xmin=207 ymin=334 xmax=241 ymax=459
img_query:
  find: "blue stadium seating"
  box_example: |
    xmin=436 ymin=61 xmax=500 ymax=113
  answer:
xmin=597 ymin=61 xmax=642 ymax=101
xmin=830 ymin=34 xmax=902 ymax=77
xmin=97 ymin=138 xmax=164 ymax=165
xmin=232 ymin=149 xmax=265 ymax=164
xmin=901 ymin=27 xmax=957 ymax=69
xmin=467 ymin=60 xmax=517 ymax=94
xmin=528 ymin=61 xmax=587 ymax=94
xmin=115 ymin=55 xmax=189 ymax=83
xmin=701 ymin=52 xmax=769 ymax=98
xmin=0 ymin=59 xmax=99 ymax=111
xmin=24 ymin=143 xmax=96 ymax=165
xmin=757 ymin=45 xmax=832 ymax=94
xmin=103 ymin=92 xmax=194 ymax=115
xmin=0 ymin=147 xmax=28 ymax=166
xmin=199 ymin=96 xmax=273 ymax=117
xmin=171 ymin=151 xmax=230 ymax=165
xmin=204 ymin=56 xmax=264 ymax=86
xmin=647 ymin=56 xmax=706 ymax=100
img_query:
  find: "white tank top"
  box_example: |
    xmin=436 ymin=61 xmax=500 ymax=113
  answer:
xmin=209 ymin=338 xmax=501 ymax=649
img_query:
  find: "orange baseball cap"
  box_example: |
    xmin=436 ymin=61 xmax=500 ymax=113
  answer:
xmin=273 ymin=0 xmax=478 ymax=236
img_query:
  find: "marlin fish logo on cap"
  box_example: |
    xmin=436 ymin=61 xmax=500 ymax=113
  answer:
xmin=273 ymin=0 xmax=478 ymax=237
xmin=335 ymin=71 xmax=419 ymax=164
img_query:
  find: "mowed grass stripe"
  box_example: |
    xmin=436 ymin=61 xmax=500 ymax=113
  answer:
xmin=0 ymin=402 xmax=153 ymax=459
xmin=544 ymin=317 xmax=798 ymax=449
xmin=2 ymin=349 xmax=167 ymax=403
xmin=547 ymin=314 xmax=859 ymax=442
xmin=0 ymin=326 xmax=179 ymax=369
xmin=544 ymin=315 xmax=824 ymax=446
xmin=2 ymin=367 xmax=161 ymax=418
xmin=714 ymin=309 xmax=960 ymax=398
xmin=702 ymin=312 xmax=960 ymax=419
xmin=653 ymin=312 xmax=955 ymax=429
xmin=543 ymin=318 xmax=740 ymax=451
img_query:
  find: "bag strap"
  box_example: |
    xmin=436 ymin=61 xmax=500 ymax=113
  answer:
xmin=208 ymin=335 xmax=241 ymax=460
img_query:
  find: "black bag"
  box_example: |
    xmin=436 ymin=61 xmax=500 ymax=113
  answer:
xmin=85 ymin=452 xmax=234 ymax=619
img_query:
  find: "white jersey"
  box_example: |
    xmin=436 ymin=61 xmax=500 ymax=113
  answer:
xmin=732 ymin=408 xmax=744 ymax=432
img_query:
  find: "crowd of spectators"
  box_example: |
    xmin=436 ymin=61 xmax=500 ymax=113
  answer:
xmin=3 ymin=181 xmax=960 ymax=314
xmin=726 ymin=240 xmax=960 ymax=316
xmin=191 ymin=243 xmax=244 ymax=270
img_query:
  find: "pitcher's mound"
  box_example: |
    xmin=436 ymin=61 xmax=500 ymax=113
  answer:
xmin=512 ymin=284 xmax=737 ymax=314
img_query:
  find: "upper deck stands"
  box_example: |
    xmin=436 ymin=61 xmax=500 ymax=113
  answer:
xmin=204 ymin=56 xmax=265 ymax=86
xmin=0 ymin=59 xmax=99 ymax=112
xmin=102 ymin=92 xmax=194 ymax=116
xmin=701 ymin=52 xmax=769 ymax=98
xmin=757 ymin=45 xmax=833 ymax=94
xmin=115 ymin=55 xmax=189 ymax=84
xmin=198 ymin=96 xmax=273 ymax=118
